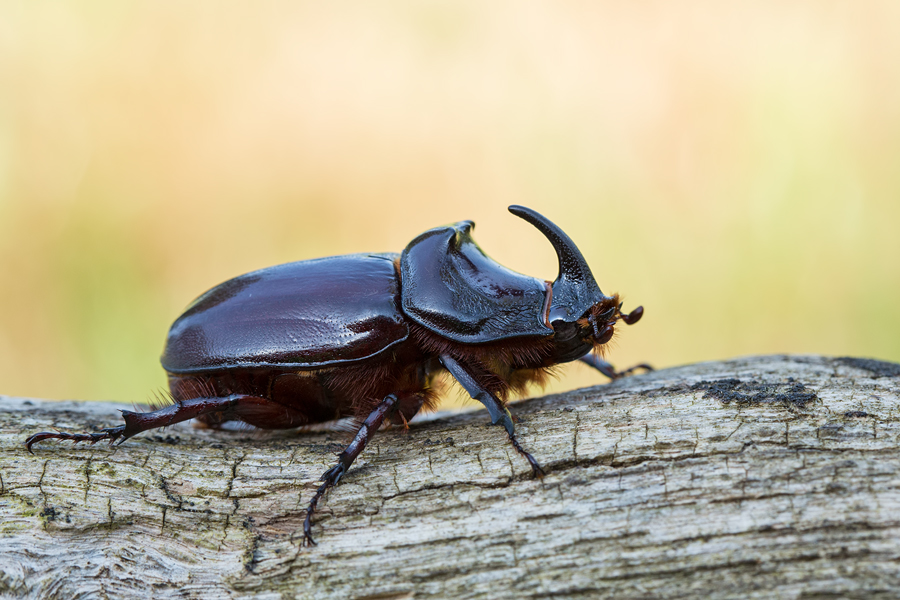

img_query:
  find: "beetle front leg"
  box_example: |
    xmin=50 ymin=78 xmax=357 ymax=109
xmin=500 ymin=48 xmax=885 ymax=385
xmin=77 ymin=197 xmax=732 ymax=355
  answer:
xmin=439 ymin=354 xmax=544 ymax=478
xmin=579 ymin=354 xmax=654 ymax=380
xmin=303 ymin=392 xmax=400 ymax=546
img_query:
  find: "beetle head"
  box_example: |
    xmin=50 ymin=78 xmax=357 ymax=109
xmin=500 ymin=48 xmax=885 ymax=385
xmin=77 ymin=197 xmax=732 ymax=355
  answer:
xmin=508 ymin=205 xmax=643 ymax=361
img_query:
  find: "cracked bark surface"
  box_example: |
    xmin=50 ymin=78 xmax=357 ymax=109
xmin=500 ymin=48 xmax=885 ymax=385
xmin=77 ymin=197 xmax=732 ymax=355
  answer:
xmin=2 ymin=354 xmax=900 ymax=599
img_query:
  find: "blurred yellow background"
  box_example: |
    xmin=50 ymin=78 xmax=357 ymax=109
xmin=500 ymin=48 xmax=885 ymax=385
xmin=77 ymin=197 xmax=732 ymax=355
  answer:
xmin=1 ymin=1 xmax=898 ymax=407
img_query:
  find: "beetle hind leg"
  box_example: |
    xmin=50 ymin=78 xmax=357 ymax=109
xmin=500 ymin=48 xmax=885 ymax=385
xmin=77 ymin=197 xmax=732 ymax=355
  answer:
xmin=303 ymin=392 xmax=401 ymax=546
xmin=25 ymin=394 xmax=260 ymax=453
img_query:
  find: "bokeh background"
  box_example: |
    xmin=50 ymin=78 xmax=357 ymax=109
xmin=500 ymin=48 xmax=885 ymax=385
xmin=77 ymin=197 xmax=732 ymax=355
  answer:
xmin=1 ymin=1 xmax=898 ymax=407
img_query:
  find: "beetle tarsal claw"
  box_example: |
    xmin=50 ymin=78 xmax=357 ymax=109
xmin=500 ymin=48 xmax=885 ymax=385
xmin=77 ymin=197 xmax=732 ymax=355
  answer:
xmin=320 ymin=463 xmax=346 ymax=485
xmin=24 ymin=425 xmax=128 ymax=453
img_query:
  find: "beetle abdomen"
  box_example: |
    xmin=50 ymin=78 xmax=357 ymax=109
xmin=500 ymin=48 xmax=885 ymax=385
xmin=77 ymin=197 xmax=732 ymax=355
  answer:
xmin=162 ymin=253 xmax=408 ymax=373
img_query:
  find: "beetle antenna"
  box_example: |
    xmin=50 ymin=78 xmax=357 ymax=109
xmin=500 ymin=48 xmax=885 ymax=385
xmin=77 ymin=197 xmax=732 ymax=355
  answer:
xmin=621 ymin=305 xmax=644 ymax=326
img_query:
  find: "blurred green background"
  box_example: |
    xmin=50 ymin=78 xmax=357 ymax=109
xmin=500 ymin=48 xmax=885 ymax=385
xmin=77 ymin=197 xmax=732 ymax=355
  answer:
xmin=1 ymin=1 xmax=898 ymax=407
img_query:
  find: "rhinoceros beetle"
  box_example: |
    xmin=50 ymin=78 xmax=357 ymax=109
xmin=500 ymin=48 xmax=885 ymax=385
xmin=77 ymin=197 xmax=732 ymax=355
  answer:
xmin=26 ymin=205 xmax=650 ymax=544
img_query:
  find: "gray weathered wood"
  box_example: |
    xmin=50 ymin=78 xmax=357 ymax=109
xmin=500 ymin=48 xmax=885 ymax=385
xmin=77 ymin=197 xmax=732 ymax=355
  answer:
xmin=1 ymin=354 xmax=899 ymax=599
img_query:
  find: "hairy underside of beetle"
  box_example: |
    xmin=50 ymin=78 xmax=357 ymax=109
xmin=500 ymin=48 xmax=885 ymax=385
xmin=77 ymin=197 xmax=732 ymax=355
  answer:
xmin=162 ymin=318 xmax=562 ymax=434
xmin=407 ymin=321 xmax=558 ymax=403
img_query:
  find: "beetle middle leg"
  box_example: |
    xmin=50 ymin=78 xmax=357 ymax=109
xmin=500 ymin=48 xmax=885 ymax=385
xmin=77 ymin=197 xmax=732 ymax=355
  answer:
xmin=303 ymin=392 xmax=402 ymax=545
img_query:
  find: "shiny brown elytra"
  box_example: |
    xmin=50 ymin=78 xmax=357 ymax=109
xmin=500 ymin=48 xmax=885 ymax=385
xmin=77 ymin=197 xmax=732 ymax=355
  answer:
xmin=26 ymin=205 xmax=650 ymax=544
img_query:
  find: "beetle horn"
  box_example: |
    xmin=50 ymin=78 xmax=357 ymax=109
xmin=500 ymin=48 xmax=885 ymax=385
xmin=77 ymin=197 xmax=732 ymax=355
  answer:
xmin=508 ymin=205 xmax=605 ymax=322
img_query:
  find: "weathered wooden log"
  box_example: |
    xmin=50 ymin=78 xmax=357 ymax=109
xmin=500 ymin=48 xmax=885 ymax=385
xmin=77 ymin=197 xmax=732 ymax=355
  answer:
xmin=1 ymin=354 xmax=899 ymax=599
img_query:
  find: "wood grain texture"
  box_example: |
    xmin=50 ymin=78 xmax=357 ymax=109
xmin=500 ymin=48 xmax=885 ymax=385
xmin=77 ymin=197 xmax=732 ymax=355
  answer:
xmin=2 ymin=354 xmax=899 ymax=599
